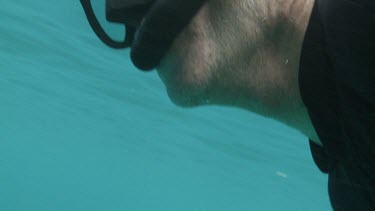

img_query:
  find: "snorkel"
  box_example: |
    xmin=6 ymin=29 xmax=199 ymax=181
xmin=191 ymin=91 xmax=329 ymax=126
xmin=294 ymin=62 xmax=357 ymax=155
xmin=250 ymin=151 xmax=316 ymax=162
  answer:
xmin=80 ymin=0 xmax=206 ymax=71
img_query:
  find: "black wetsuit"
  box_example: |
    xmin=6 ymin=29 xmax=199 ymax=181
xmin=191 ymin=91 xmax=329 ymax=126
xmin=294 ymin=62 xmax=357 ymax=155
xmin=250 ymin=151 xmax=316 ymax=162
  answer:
xmin=299 ymin=0 xmax=375 ymax=210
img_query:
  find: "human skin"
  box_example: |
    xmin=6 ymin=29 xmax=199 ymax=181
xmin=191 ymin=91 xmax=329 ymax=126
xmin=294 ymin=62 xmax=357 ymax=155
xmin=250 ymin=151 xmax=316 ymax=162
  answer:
xmin=156 ymin=0 xmax=322 ymax=146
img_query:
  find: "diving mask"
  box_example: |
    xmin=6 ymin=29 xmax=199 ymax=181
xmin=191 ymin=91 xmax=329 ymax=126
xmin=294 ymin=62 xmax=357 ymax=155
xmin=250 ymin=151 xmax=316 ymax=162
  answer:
xmin=79 ymin=0 xmax=206 ymax=70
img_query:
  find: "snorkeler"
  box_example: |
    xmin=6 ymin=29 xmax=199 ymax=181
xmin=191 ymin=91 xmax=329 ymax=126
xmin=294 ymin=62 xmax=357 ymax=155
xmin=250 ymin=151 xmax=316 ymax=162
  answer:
xmin=80 ymin=0 xmax=375 ymax=210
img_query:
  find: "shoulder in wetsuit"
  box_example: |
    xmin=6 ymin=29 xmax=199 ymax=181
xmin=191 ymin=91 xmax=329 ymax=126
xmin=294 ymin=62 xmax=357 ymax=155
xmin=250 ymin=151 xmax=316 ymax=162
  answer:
xmin=298 ymin=0 xmax=375 ymax=210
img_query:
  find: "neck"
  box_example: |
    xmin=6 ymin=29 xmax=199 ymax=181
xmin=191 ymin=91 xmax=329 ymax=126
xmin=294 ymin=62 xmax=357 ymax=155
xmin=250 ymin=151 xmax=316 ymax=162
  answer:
xmin=246 ymin=0 xmax=322 ymax=145
xmin=274 ymin=0 xmax=321 ymax=145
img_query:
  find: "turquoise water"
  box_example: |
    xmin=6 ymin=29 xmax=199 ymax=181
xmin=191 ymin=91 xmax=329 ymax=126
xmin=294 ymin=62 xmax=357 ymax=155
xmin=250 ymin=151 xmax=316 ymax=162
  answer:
xmin=0 ymin=1 xmax=331 ymax=210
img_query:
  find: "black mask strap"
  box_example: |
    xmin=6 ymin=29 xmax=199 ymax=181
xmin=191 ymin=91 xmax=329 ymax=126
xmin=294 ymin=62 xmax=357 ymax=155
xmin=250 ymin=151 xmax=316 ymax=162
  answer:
xmin=80 ymin=0 xmax=133 ymax=49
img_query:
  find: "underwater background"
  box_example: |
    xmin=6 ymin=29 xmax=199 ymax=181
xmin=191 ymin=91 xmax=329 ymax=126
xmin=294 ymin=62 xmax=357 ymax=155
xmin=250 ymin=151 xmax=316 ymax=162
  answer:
xmin=1 ymin=0 xmax=331 ymax=210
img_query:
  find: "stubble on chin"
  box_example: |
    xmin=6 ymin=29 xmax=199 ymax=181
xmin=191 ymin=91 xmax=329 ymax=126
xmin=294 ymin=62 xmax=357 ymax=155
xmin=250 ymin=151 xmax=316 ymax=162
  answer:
xmin=156 ymin=5 xmax=219 ymax=107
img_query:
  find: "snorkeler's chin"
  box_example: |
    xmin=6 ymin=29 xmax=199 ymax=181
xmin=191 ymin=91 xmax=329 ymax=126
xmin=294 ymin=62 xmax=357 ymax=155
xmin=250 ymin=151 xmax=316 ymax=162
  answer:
xmin=156 ymin=63 xmax=211 ymax=108
xmin=165 ymin=85 xmax=211 ymax=108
